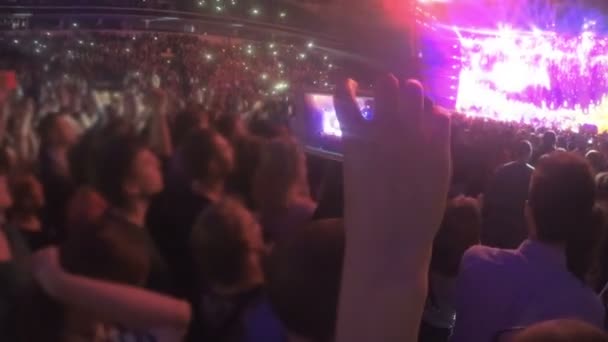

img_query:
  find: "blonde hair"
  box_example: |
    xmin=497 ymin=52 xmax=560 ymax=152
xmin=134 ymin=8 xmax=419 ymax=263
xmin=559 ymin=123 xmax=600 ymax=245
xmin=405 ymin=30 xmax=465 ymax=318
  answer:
xmin=253 ymin=138 xmax=311 ymax=216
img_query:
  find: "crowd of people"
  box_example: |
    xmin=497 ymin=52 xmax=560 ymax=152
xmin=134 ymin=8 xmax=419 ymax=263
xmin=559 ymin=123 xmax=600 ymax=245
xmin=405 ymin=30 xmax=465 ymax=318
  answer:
xmin=1 ymin=27 xmax=608 ymax=342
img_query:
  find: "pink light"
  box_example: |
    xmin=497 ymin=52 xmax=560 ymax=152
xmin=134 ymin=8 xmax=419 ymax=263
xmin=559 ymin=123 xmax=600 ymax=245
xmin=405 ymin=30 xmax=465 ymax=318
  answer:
xmin=454 ymin=26 xmax=608 ymax=131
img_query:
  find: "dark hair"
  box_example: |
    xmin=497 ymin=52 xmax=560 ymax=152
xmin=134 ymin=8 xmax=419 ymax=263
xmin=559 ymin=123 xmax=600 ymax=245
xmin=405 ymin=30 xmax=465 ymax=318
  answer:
xmin=215 ymin=114 xmax=243 ymax=142
xmin=37 ymin=112 xmax=61 ymax=146
xmin=96 ymin=136 xmax=147 ymax=208
xmin=179 ymin=128 xmax=229 ymax=183
xmin=266 ymin=219 xmax=345 ymax=342
xmin=431 ymin=197 xmax=481 ymax=277
xmin=542 ymin=131 xmax=557 ymax=147
xmin=529 ymin=152 xmax=595 ymax=243
xmin=190 ymin=198 xmax=256 ymax=288
xmin=515 ymin=140 xmax=533 ymax=160
xmin=172 ymin=108 xmax=206 ymax=146
xmin=586 ymin=150 xmax=605 ymax=173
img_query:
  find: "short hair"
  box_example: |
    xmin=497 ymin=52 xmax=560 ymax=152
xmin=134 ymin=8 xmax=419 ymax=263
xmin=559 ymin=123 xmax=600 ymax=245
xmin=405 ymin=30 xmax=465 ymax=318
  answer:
xmin=266 ymin=219 xmax=345 ymax=342
xmin=172 ymin=108 xmax=207 ymax=146
xmin=190 ymin=198 xmax=258 ymax=288
xmin=596 ymin=172 xmax=608 ymax=201
xmin=512 ymin=319 xmax=608 ymax=342
xmin=37 ymin=112 xmax=61 ymax=146
xmin=586 ymin=150 xmax=605 ymax=173
xmin=515 ymin=140 xmax=533 ymax=160
xmin=96 ymin=136 xmax=147 ymax=208
xmin=179 ymin=128 xmax=229 ymax=183
xmin=542 ymin=131 xmax=557 ymax=146
xmin=529 ymin=152 xmax=596 ymax=243
xmin=431 ymin=197 xmax=481 ymax=277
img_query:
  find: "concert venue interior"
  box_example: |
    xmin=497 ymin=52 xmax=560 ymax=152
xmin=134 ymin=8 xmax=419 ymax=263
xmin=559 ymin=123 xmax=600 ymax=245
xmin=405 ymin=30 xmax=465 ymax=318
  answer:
xmin=418 ymin=0 xmax=608 ymax=132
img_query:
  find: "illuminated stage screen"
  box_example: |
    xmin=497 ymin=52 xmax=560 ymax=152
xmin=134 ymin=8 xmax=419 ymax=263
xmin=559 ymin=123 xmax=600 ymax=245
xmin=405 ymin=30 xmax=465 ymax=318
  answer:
xmin=452 ymin=28 xmax=608 ymax=130
xmin=305 ymin=94 xmax=374 ymax=137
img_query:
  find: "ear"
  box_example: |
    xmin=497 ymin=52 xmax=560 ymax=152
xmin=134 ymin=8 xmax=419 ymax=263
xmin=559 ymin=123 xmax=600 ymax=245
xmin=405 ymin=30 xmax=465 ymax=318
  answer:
xmin=524 ymin=201 xmax=536 ymax=239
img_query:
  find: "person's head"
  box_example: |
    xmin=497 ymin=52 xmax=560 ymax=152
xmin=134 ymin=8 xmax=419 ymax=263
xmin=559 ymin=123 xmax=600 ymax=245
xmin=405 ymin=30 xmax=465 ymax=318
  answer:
xmin=8 ymin=173 xmax=44 ymax=219
xmin=542 ymin=131 xmax=557 ymax=148
xmin=515 ymin=140 xmax=533 ymax=163
xmin=97 ymin=136 xmax=163 ymax=209
xmin=431 ymin=196 xmax=481 ymax=277
xmin=596 ymin=172 xmax=608 ymax=202
xmin=586 ymin=150 xmax=605 ymax=175
xmin=191 ymin=197 xmax=264 ymax=291
xmin=253 ymin=137 xmax=310 ymax=215
xmin=38 ymin=113 xmax=79 ymax=149
xmin=179 ymin=128 xmax=234 ymax=187
xmin=511 ymin=319 xmax=608 ymax=342
xmin=215 ymin=113 xmax=247 ymax=143
xmin=266 ymin=219 xmax=345 ymax=342
xmin=527 ymin=152 xmax=595 ymax=244
xmin=172 ymin=107 xmax=210 ymax=146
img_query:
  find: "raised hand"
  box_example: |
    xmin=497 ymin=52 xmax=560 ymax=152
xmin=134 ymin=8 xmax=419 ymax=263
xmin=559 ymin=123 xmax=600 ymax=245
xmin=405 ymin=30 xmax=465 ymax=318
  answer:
xmin=334 ymin=75 xmax=451 ymax=342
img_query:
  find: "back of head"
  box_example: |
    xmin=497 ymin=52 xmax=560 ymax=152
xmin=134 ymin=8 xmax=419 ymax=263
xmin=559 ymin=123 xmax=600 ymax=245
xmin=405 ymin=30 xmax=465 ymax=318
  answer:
xmin=515 ymin=140 xmax=533 ymax=162
xmin=191 ymin=197 xmax=261 ymax=289
xmin=431 ymin=196 xmax=481 ymax=277
xmin=96 ymin=135 xmax=146 ymax=208
xmin=586 ymin=150 xmax=605 ymax=174
xmin=529 ymin=152 xmax=595 ymax=244
xmin=267 ymin=219 xmax=345 ymax=342
xmin=512 ymin=319 xmax=608 ymax=342
xmin=253 ymin=137 xmax=309 ymax=215
xmin=542 ymin=131 xmax=557 ymax=147
xmin=172 ymin=107 xmax=208 ymax=146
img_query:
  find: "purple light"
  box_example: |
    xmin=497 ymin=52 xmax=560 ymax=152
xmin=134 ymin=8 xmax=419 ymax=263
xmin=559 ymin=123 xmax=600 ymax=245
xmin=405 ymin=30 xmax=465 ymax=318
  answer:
xmin=453 ymin=26 xmax=608 ymax=130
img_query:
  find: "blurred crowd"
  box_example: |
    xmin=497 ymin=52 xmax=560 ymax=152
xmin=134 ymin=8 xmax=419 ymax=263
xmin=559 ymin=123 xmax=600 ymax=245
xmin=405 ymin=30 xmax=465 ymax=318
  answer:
xmin=2 ymin=28 xmax=608 ymax=342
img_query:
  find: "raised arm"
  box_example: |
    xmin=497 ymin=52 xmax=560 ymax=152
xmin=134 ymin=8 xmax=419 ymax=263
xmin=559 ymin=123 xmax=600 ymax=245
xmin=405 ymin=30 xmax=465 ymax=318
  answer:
xmin=147 ymin=89 xmax=173 ymax=158
xmin=32 ymin=247 xmax=191 ymax=337
xmin=334 ymin=76 xmax=451 ymax=342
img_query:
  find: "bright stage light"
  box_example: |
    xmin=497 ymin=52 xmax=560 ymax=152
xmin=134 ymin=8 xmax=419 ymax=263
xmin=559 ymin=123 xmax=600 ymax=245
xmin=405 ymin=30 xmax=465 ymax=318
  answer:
xmin=449 ymin=26 xmax=608 ymax=131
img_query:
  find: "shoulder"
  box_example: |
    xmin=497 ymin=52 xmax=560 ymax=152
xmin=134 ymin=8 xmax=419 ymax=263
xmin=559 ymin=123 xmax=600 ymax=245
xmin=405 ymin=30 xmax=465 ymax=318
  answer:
xmin=461 ymin=245 xmax=522 ymax=273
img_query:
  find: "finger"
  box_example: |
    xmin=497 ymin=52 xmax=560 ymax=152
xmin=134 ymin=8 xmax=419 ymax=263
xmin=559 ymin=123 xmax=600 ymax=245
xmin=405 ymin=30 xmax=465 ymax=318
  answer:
xmin=427 ymin=104 xmax=452 ymax=148
xmin=334 ymin=78 xmax=364 ymax=138
xmin=373 ymin=74 xmax=400 ymax=131
xmin=398 ymin=79 xmax=425 ymax=133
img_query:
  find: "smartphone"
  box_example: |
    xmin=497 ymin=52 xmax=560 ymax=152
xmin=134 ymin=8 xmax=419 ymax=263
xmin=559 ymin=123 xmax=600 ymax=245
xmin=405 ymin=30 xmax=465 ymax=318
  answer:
xmin=304 ymin=93 xmax=374 ymax=138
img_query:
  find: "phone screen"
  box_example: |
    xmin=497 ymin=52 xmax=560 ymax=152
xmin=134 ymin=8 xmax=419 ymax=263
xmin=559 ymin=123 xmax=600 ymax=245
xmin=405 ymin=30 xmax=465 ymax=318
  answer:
xmin=305 ymin=93 xmax=374 ymax=138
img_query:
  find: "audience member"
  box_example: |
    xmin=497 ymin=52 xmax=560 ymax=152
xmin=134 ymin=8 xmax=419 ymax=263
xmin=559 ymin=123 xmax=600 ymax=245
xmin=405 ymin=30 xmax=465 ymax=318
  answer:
xmin=190 ymin=197 xmax=284 ymax=342
xmin=451 ymin=152 xmax=605 ymax=342
xmin=531 ymin=131 xmax=557 ymax=165
xmin=8 ymin=173 xmax=48 ymax=251
xmin=253 ymin=138 xmax=316 ymax=243
xmin=267 ymin=219 xmax=345 ymax=342
xmin=97 ymin=136 xmax=172 ymax=295
xmin=482 ymin=140 xmax=534 ymax=249
xmin=37 ymin=113 xmax=79 ymax=242
xmin=421 ymin=196 xmax=481 ymax=342
xmin=148 ymin=128 xmax=234 ymax=300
